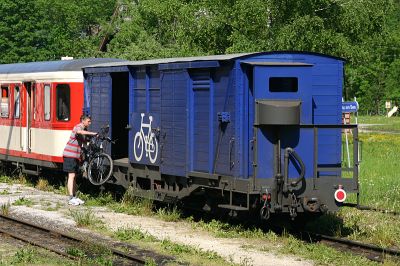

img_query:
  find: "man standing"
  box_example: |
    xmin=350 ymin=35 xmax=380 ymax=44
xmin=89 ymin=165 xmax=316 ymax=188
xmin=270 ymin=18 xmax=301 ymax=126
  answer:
xmin=63 ymin=114 xmax=97 ymax=205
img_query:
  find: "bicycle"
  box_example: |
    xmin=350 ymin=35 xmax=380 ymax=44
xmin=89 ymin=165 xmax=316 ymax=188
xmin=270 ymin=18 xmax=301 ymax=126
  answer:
xmin=133 ymin=113 xmax=159 ymax=164
xmin=81 ymin=126 xmax=114 ymax=185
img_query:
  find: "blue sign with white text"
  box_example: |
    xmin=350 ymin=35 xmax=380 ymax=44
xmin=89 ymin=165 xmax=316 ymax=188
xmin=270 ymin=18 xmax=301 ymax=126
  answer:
xmin=342 ymin=101 xmax=359 ymax=113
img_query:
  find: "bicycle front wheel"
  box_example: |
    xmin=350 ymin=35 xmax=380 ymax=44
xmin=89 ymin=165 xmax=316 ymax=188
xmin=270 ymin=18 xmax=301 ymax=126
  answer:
xmin=88 ymin=153 xmax=113 ymax=185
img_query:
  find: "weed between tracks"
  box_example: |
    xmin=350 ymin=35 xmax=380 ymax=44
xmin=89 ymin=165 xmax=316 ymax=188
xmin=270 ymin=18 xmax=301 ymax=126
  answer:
xmin=68 ymin=208 xmax=103 ymax=227
xmin=66 ymin=242 xmax=113 ymax=265
xmin=13 ymin=197 xmax=33 ymax=207
xmin=0 ymin=202 xmax=10 ymax=215
xmin=0 ymin=244 xmax=75 ymax=265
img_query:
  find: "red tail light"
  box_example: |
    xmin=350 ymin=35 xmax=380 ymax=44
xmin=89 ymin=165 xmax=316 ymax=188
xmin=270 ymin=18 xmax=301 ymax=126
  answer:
xmin=262 ymin=193 xmax=272 ymax=202
xmin=334 ymin=186 xmax=347 ymax=202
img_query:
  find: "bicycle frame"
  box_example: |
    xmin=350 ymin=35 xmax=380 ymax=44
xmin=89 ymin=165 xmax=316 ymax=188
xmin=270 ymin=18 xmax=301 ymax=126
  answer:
xmin=82 ymin=127 xmax=112 ymax=171
xmin=140 ymin=113 xmax=156 ymax=155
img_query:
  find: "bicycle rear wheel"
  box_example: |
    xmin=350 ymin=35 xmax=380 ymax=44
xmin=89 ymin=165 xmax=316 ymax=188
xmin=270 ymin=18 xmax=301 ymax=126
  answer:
xmin=88 ymin=153 xmax=113 ymax=185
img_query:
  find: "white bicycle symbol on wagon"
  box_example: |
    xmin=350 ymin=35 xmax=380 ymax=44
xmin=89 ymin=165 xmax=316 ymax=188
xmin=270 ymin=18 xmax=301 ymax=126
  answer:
xmin=133 ymin=113 xmax=159 ymax=164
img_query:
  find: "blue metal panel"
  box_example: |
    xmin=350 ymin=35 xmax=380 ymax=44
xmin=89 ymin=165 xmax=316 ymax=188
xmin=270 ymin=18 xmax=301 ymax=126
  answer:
xmin=83 ymin=76 xmax=91 ymax=114
xmin=88 ymin=73 xmax=112 ymax=154
xmin=253 ymin=66 xmax=313 ymax=179
xmin=234 ymin=61 xmax=243 ymax=178
xmin=241 ymin=66 xmax=250 ymax=179
xmin=212 ymin=65 xmax=236 ymax=176
xmin=190 ymin=70 xmax=212 ymax=172
xmin=128 ymin=69 xmax=135 ymax=163
xmin=311 ymin=62 xmax=343 ymax=173
xmin=128 ymin=66 xmax=162 ymax=166
xmin=85 ymin=66 xmax=129 ymax=74
xmin=148 ymin=67 xmax=161 ymax=113
xmin=246 ymin=66 xmax=255 ymax=179
xmin=159 ymin=61 xmax=220 ymax=70
xmin=160 ymin=70 xmax=188 ymax=176
xmin=133 ymin=68 xmax=146 ymax=113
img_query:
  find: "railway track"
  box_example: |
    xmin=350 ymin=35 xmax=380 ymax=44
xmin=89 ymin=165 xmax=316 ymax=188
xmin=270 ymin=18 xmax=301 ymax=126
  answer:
xmin=342 ymin=202 xmax=400 ymax=216
xmin=0 ymin=213 xmax=173 ymax=265
xmin=299 ymin=231 xmax=400 ymax=263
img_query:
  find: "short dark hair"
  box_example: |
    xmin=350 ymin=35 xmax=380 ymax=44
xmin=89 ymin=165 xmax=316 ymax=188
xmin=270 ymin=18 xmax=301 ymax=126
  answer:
xmin=80 ymin=114 xmax=91 ymax=121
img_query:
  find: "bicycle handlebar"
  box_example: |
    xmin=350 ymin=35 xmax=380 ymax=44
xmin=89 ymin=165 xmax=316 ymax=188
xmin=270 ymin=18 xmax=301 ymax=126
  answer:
xmin=92 ymin=133 xmax=116 ymax=144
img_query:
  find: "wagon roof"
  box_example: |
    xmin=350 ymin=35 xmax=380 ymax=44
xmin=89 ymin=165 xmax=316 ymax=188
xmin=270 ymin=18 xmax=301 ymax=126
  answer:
xmin=83 ymin=51 xmax=345 ymax=69
xmin=0 ymin=58 xmax=126 ymax=74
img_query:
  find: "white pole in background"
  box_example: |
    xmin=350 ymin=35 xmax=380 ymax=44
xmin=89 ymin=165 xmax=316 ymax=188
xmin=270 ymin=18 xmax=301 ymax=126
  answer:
xmin=342 ymin=97 xmax=350 ymax=168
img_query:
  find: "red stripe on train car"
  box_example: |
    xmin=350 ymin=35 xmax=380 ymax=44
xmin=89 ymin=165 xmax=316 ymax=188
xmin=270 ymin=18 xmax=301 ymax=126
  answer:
xmin=0 ymin=148 xmax=63 ymax=163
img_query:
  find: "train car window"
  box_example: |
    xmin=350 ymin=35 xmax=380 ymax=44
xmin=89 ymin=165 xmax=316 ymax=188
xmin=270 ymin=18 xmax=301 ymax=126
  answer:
xmin=56 ymin=84 xmax=70 ymax=121
xmin=14 ymin=86 xmax=20 ymax=118
xmin=1 ymin=86 xmax=9 ymax=117
xmin=44 ymin=84 xmax=51 ymax=120
xmin=269 ymin=77 xmax=298 ymax=92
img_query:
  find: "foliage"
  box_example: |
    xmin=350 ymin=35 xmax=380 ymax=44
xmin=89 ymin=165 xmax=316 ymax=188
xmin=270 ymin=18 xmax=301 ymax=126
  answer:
xmin=0 ymin=0 xmax=115 ymax=63
xmin=12 ymin=247 xmax=38 ymax=264
xmin=68 ymin=208 xmax=103 ymax=227
xmin=103 ymin=0 xmax=400 ymax=113
xmin=155 ymin=206 xmax=181 ymax=222
xmin=115 ymin=227 xmax=157 ymax=242
xmin=0 ymin=201 xmax=10 ymax=215
xmin=13 ymin=197 xmax=34 ymax=207
xmin=35 ymin=178 xmax=52 ymax=191
xmin=0 ymin=0 xmax=399 ymax=112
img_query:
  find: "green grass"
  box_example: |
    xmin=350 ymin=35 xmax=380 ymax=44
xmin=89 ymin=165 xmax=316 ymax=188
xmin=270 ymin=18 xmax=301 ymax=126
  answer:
xmin=0 ymin=202 xmax=10 ymax=215
xmin=35 ymin=178 xmax=52 ymax=191
xmin=0 ymin=244 xmax=76 ymax=265
xmin=0 ymin=189 xmax=10 ymax=195
xmin=279 ymin=234 xmax=380 ymax=266
xmin=155 ymin=206 xmax=181 ymax=222
xmin=0 ymin=175 xmax=13 ymax=183
xmin=358 ymin=115 xmax=400 ymax=132
xmin=66 ymin=243 xmax=113 ymax=265
xmin=68 ymin=208 xmax=103 ymax=227
xmin=357 ymin=134 xmax=400 ymax=210
xmin=189 ymin=218 xmax=265 ymax=239
xmin=115 ymin=228 xmax=158 ymax=242
xmin=13 ymin=197 xmax=34 ymax=207
xmin=312 ymin=130 xmax=400 ymax=261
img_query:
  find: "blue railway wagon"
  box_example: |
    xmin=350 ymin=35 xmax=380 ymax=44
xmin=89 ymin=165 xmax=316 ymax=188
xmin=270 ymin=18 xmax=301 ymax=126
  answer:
xmin=83 ymin=52 xmax=359 ymax=219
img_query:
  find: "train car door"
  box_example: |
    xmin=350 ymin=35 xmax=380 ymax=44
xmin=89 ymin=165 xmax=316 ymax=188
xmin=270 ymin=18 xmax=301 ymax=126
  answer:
xmin=252 ymin=64 xmax=313 ymax=180
xmin=23 ymin=82 xmax=35 ymax=153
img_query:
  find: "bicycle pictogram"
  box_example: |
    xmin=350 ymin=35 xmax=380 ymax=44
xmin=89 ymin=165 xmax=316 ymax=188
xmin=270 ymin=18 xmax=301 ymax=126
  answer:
xmin=133 ymin=113 xmax=159 ymax=164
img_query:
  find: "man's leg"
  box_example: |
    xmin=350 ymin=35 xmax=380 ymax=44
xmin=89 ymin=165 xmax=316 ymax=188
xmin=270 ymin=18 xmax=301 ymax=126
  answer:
xmin=67 ymin=172 xmax=76 ymax=198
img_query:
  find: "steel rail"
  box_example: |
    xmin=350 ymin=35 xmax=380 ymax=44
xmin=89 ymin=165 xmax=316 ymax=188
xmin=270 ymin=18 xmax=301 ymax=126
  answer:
xmin=0 ymin=213 xmax=172 ymax=265
xmin=301 ymin=231 xmax=400 ymax=263
xmin=342 ymin=202 xmax=400 ymax=216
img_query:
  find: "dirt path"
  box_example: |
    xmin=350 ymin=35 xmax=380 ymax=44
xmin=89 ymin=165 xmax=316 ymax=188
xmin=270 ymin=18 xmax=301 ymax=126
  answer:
xmin=0 ymin=183 xmax=313 ymax=266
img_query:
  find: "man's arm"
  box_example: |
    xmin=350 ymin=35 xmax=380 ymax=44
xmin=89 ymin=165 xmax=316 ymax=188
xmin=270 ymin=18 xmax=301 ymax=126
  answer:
xmin=76 ymin=129 xmax=97 ymax=136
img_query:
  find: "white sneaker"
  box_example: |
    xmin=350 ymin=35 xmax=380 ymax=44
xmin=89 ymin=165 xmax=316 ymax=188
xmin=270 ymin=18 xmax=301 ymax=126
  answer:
xmin=74 ymin=197 xmax=85 ymax=205
xmin=68 ymin=198 xmax=80 ymax=206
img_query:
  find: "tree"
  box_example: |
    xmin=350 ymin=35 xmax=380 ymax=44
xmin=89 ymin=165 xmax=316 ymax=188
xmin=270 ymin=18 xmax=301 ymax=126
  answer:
xmin=0 ymin=0 xmax=116 ymax=63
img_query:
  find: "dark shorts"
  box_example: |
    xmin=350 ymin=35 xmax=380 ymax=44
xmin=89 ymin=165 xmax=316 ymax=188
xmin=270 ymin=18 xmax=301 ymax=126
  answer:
xmin=63 ymin=157 xmax=79 ymax=173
